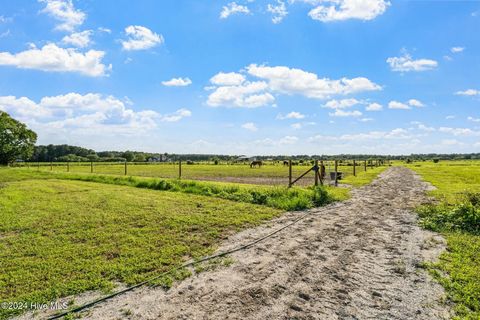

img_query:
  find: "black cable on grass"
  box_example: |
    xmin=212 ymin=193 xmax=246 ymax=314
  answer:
xmin=48 ymin=202 xmax=342 ymax=320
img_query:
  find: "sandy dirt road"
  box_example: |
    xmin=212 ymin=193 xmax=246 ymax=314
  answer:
xmin=26 ymin=167 xmax=452 ymax=320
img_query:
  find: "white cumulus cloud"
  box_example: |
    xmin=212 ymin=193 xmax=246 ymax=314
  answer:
xmin=387 ymin=53 xmax=438 ymax=72
xmin=220 ymin=2 xmax=250 ymax=19
xmin=308 ymin=0 xmax=390 ymax=22
xmin=267 ymin=1 xmax=288 ymax=23
xmin=210 ymin=72 xmax=246 ymax=86
xmin=456 ymin=89 xmax=480 ymax=96
xmin=62 ymin=30 xmax=93 ymax=47
xmin=39 ymin=0 xmax=86 ymax=32
xmin=121 ymin=25 xmax=164 ymax=51
xmin=0 ymin=43 xmax=109 ymax=77
xmin=162 ymin=77 xmax=192 ymax=87
xmin=277 ymin=111 xmax=305 ymax=120
xmin=323 ymin=98 xmax=360 ymax=109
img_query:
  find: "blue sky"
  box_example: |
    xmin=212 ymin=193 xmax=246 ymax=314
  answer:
xmin=0 ymin=0 xmax=479 ymax=155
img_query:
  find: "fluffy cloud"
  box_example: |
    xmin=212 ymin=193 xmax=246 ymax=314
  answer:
xmin=206 ymin=65 xmax=380 ymax=108
xmin=241 ymin=122 xmax=258 ymax=131
xmin=39 ymin=0 xmax=86 ymax=31
xmin=323 ymin=98 xmax=360 ymax=109
xmin=387 ymin=53 xmax=438 ymax=72
xmin=0 ymin=93 xmax=190 ymax=138
xmin=408 ymin=99 xmax=424 ymax=107
xmin=207 ymin=81 xmax=275 ymax=108
xmin=388 ymin=101 xmax=409 ymax=110
xmin=329 ymin=109 xmax=362 ymax=117
xmin=210 ymin=72 xmax=245 ymax=86
xmin=0 ymin=43 xmax=109 ymax=76
xmin=308 ymin=0 xmax=390 ymax=22
xmin=121 ymin=26 xmax=164 ymax=51
xmin=456 ymin=89 xmax=480 ymax=96
xmin=162 ymin=77 xmax=192 ymax=87
xmin=62 ymin=30 xmax=93 ymax=47
xmin=468 ymin=116 xmax=480 ymax=123
xmin=366 ymin=102 xmax=383 ymax=111
xmin=277 ymin=111 xmax=305 ymax=120
xmin=1 ymin=93 xmax=152 ymax=133
xmin=388 ymin=99 xmax=423 ymax=110
xmin=220 ymin=2 xmax=250 ymax=19
xmin=267 ymin=1 xmax=288 ymax=23
xmin=246 ymin=64 xmax=381 ymax=98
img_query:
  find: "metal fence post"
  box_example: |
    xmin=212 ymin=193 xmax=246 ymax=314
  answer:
xmin=67 ymin=162 xmax=69 ymax=172
xmin=91 ymin=161 xmax=93 ymax=173
xmin=179 ymin=160 xmax=182 ymax=179
xmin=353 ymin=160 xmax=356 ymax=176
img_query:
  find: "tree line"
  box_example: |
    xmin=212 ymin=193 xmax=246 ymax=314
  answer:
xmin=1 ymin=110 xmax=480 ymax=165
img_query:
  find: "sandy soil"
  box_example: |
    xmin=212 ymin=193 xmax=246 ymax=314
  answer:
xmin=17 ymin=167 xmax=452 ymax=320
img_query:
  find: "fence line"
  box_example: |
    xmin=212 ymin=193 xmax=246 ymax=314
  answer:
xmin=15 ymin=158 xmax=389 ymax=188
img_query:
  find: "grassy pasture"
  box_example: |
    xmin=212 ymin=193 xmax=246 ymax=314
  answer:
xmin=16 ymin=161 xmax=374 ymax=184
xmin=0 ymin=163 xmax=385 ymax=319
xmin=405 ymin=160 xmax=480 ymax=319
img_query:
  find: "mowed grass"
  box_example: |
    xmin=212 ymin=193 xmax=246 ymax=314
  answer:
xmin=0 ymin=169 xmax=349 ymax=211
xmin=0 ymin=162 xmax=383 ymax=319
xmin=405 ymin=161 xmax=480 ymax=319
xmin=0 ymin=178 xmax=282 ymax=319
xmin=341 ymin=165 xmax=387 ymax=187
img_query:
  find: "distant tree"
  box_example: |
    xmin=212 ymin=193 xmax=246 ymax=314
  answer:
xmin=134 ymin=153 xmax=146 ymax=162
xmin=123 ymin=151 xmax=135 ymax=162
xmin=0 ymin=111 xmax=37 ymax=165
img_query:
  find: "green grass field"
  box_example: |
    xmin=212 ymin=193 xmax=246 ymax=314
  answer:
xmin=16 ymin=161 xmax=374 ymax=183
xmin=0 ymin=163 xmax=385 ymax=319
xmin=405 ymin=160 xmax=480 ymax=319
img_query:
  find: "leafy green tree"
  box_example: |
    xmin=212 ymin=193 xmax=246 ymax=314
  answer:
xmin=123 ymin=151 xmax=135 ymax=162
xmin=0 ymin=111 xmax=37 ymax=165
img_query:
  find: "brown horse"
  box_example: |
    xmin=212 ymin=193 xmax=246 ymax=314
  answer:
xmin=250 ymin=160 xmax=263 ymax=168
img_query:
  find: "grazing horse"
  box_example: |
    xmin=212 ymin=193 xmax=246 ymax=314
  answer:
xmin=250 ymin=160 xmax=263 ymax=168
xmin=283 ymin=160 xmax=289 ymax=166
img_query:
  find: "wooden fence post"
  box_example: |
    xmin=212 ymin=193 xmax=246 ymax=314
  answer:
xmin=37 ymin=162 xmax=40 ymax=171
xmin=353 ymin=160 xmax=356 ymax=176
xmin=320 ymin=160 xmax=324 ymax=186
xmin=67 ymin=162 xmax=69 ymax=172
xmin=179 ymin=160 xmax=182 ymax=179
xmin=364 ymin=160 xmax=367 ymax=172
xmin=124 ymin=161 xmax=128 ymax=175
xmin=288 ymin=160 xmax=292 ymax=187
xmin=91 ymin=161 xmax=93 ymax=173
xmin=314 ymin=160 xmax=319 ymax=186
xmin=334 ymin=160 xmax=338 ymax=187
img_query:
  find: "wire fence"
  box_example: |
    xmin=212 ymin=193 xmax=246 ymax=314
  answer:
xmin=12 ymin=159 xmax=389 ymax=187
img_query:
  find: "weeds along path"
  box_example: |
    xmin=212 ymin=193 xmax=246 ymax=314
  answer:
xmin=81 ymin=167 xmax=450 ymax=320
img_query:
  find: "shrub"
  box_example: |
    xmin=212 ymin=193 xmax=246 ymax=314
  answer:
xmin=418 ymin=192 xmax=480 ymax=234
